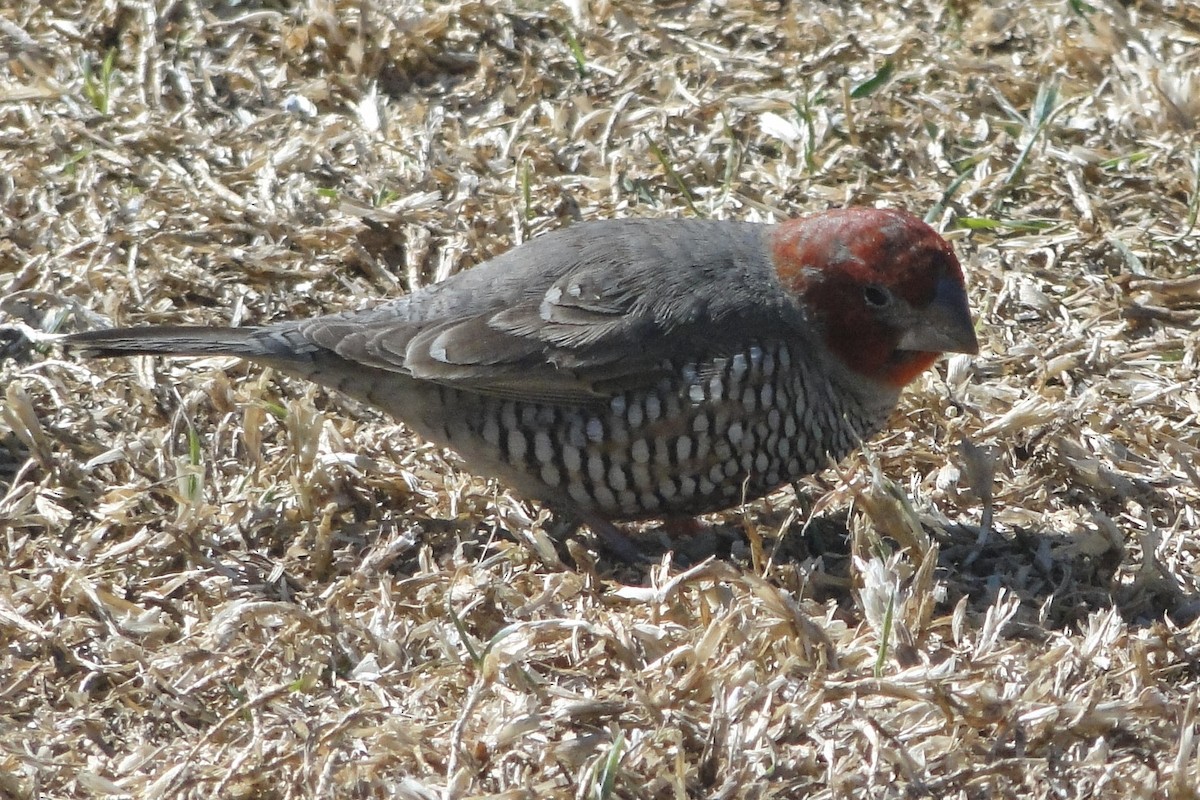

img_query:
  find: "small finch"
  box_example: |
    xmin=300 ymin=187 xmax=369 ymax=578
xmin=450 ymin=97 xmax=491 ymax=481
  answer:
xmin=63 ymin=208 xmax=978 ymax=558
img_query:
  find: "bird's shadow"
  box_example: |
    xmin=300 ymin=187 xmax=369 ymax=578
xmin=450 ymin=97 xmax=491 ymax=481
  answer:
xmin=554 ymin=506 xmax=1199 ymax=632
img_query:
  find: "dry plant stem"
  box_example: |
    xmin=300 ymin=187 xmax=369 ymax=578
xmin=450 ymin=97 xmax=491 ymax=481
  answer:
xmin=1 ymin=1 xmax=1198 ymax=798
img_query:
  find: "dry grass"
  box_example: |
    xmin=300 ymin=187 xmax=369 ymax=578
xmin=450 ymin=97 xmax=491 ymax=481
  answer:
xmin=2 ymin=0 xmax=1200 ymax=797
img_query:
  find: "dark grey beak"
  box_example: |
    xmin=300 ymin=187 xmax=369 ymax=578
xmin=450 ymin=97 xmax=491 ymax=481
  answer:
xmin=896 ymin=275 xmax=979 ymax=355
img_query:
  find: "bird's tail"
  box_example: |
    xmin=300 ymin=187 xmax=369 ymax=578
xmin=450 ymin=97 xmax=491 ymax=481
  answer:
xmin=62 ymin=326 xmax=286 ymax=360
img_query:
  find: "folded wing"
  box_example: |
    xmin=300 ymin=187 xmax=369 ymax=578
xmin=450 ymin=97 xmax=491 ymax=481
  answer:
xmin=296 ymin=219 xmax=798 ymax=404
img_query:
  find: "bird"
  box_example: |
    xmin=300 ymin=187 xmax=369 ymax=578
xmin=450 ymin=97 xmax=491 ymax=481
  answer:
xmin=62 ymin=207 xmax=979 ymax=559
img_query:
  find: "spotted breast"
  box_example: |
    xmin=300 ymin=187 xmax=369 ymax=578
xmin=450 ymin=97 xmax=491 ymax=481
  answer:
xmin=414 ymin=340 xmax=886 ymax=522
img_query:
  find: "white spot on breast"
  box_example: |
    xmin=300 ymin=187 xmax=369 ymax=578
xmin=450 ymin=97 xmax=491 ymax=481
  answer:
xmin=586 ymin=418 xmax=604 ymax=442
xmin=638 ymin=492 xmax=660 ymax=512
xmin=727 ymin=422 xmax=744 ymax=447
xmin=482 ymin=415 xmax=501 ymax=446
xmin=679 ymin=476 xmax=697 ymax=497
xmin=749 ymin=345 xmax=763 ymax=368
xmin=610 ymin=395 xmax=627 ymax=415
xmin=755 ymin=452 xmax=769 ymax=472
xmin=563 ymin=445 xmax=582 ymax=473
xmin=784 ymin=414 xmax=797 ymax=438
xmin=534 ymin=431 xmax=553 ymax=464
xmin=540 ymin=463 xmax=561 ymax=486
xmin=631 ymin=439 xmax=650 ymax=464
xmin=760 ymin=384 xmax=774 ymax=409
xmin=644 ymin=394 xmax=661 ymax=422
xmin=698 ymin=476 xmax=716 ymax=496
xmin=692 ymin=415 xmax=709 ymax=434
xmin=742 ymin=387 xmax=756 ymax=412
xmin=587 ymin=454 xmax=605 ymax=484
xmin=567 ymin=416 xmax=587 ymax=447
xmin=568 ymin=482 xmax=590 ymax=505
xmin=708 ymin=374 xmax=724 ymax=400
xmin=631 ymin=462 xmax=652 ymax=491
xmin=688 ymin=384 xmax=705 ymax=405
xmin=627 ymin=401 xmax=644 ymax=428
xmin=730 ymin=352 xmax=748 ymax=382
xmin=607 ymin=464 xmax=628 ymax=492
xmin=507 ymin=430 xmax=528 ymax=461
xmin=777 ymin=343 xmax=791 ymax=368
xmin=593 ymin=484 xmax=617 ymax=511
xmin=675 ymin=435 xmax=693 ymax=462
xmin=659 ymin=480 xmax=677 ymax=499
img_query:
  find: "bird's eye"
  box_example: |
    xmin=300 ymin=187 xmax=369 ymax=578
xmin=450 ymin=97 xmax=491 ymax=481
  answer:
xmin=863 ymin=285 xmax=892 ymax=308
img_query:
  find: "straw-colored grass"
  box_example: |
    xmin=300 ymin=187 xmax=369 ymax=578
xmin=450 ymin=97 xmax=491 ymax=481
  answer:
xmin=2 ymin=1 xmax=1199 ymax=797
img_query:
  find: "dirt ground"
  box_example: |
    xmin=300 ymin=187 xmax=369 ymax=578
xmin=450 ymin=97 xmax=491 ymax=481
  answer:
xmin=2 ymin=1 xmax=1199 ymax=797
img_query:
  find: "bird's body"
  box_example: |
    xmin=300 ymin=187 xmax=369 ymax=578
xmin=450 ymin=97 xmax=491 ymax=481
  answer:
xmin=65 ymin=209 xmax=978 ymax=554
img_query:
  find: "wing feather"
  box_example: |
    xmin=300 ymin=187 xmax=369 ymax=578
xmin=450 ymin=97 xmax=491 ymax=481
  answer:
xmin=289 ymin=219 xmax=800 ymax=404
